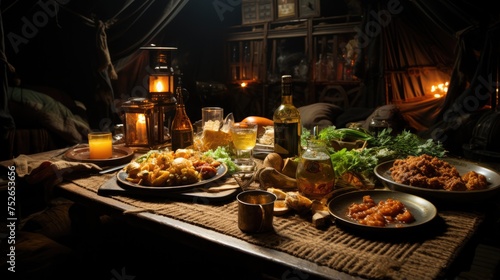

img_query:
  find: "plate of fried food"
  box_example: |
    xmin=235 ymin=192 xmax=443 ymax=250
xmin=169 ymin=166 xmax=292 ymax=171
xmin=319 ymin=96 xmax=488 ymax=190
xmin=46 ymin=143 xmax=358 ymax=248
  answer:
xmin=374 ymin=154 xmax=500 ymax=203
xmin=116 ymin=149 xmax=227 ymax=193
xmin=328 ymin=190 xmax=437 ymax=232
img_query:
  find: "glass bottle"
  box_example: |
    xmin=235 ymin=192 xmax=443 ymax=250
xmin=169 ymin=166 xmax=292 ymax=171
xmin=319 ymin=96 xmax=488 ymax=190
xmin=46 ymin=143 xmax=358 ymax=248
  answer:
xmin=273 ymin=75 xmax=301 ymax=158
xmin=170 ymin=81 xmax=194 ymax=151
xmin=296 ymin=130 xmax=335 ymax=201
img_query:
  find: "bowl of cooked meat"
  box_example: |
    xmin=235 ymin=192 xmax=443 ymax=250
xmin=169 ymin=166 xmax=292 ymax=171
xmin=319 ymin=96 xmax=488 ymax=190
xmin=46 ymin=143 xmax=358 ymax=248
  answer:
xmin=374 ymin=154 xmax=500 ymax=203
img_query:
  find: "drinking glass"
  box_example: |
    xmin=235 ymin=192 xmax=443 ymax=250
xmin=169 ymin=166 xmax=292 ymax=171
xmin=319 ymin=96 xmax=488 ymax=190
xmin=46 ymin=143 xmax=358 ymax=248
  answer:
xmin=231 ymin=122 xmax=258 ymax=171
xmin=88 ymin=132 xmax=113 ymax=159
xmin=202 ymin=107 xmax=224 ymax=130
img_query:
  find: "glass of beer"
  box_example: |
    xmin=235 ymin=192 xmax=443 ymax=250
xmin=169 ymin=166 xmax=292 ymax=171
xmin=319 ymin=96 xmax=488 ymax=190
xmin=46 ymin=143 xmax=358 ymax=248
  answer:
xmin=231 ymin=122 xmax=258 ymax=171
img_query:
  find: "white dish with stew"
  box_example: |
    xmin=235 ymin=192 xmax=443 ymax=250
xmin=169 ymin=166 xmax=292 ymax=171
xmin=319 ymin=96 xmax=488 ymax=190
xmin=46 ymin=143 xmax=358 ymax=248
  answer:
xmin=374 ymin=158 xmax=500 ymax=203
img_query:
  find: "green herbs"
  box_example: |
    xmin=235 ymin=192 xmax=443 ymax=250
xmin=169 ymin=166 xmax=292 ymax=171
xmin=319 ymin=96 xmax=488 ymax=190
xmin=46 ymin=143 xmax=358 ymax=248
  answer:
xmin=318 ymin=127 xmax=374 ymax=143
xmin=301 ymin=126 xmax=374 ymax=148
xmin=330 ymin=147 xmax=396 ymax=178
xmin=302 ymin=126 xmax=447 ymax=180
xmin=370 ymin=129 xmax=446 ymax=158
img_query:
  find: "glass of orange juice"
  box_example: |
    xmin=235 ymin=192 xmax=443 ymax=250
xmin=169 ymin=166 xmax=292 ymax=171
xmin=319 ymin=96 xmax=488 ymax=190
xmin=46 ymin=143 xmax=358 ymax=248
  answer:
xmin=231 ymin=122 xmax=258 ymax=171
xmin=88 ymin=132 xmax=113 ymax=159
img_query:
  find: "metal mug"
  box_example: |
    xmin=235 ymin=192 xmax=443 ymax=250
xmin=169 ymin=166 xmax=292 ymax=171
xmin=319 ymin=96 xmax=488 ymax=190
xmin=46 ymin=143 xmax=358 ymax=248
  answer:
xmin=237 ymin=190 xmax=276 ymax=233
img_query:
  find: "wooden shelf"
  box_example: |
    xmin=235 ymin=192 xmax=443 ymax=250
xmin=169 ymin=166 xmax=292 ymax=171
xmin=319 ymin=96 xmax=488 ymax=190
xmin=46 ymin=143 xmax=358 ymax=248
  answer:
xmin=225 ymin=15 xmax=362 ymax=116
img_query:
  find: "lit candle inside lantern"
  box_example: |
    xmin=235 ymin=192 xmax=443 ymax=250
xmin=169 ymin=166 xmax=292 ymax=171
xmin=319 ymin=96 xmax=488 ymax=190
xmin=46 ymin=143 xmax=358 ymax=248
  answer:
xmin=154 ymin=80 xmax=164 ymax=92
xmin=88 ymin=132 xmax=113 ymax=159
xmin=149 ymin=75 xmax=172 ymax=93
xmin=136 ymin=114 xmax=147 ymax=143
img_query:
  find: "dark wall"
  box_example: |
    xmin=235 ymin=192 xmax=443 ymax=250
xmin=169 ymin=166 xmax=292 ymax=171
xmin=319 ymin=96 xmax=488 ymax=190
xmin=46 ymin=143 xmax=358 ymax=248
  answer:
xmin=2 ymin=0 xmax=361 ymax=125
xmin=3 ymin=0 xmax=125 ymax=129
xmin=1 ymin=0 xmax=235 ymax=127
xmin=155 ymin=0 xmax=241 ymax=121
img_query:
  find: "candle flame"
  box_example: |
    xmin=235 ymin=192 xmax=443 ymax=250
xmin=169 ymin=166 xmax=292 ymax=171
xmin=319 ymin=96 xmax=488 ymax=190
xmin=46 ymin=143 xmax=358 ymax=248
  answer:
xmin=136 ymin=114 xmax=147 ymax=143
xmin=154 ymin=80 xmax=164 ymax=92
xmin=138 ymin=114 xmax=146 ymax=124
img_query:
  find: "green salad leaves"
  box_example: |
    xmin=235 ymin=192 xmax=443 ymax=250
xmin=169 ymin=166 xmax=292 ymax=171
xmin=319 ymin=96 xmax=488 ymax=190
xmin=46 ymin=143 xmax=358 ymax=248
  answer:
xmin=204 ymin=146 xmax=238 ymax=174
xmin=305 ymin=127 xmax=446 ymax=179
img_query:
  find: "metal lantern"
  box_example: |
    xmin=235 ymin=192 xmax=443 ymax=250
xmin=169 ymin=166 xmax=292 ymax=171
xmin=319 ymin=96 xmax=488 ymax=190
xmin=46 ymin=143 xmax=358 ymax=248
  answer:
xmin=122 ymin=97 xmax=155 ymax=148
xmin=141 ymin=45 xmax=178 ymax=146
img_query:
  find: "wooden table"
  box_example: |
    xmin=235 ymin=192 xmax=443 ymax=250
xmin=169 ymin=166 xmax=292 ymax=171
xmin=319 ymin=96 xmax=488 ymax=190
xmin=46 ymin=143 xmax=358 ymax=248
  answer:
xmin=55 ymin=179 xmax=362 ymax=279
xmin=3 ymin=148 xmax=499 ymax=279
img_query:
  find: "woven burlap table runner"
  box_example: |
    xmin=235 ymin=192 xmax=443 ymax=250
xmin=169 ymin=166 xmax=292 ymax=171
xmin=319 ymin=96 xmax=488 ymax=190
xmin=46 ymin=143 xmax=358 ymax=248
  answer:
xmin=61 ymin=172 xmax=483 ymax=280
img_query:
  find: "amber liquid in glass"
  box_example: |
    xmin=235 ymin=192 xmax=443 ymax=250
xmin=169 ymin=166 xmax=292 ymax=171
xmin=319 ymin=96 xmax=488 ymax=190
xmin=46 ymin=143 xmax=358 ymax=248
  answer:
xmin=296 ymin=140 xmax=335 ymax=200
xmin=232 ymin=130 xmax=257 ymax=150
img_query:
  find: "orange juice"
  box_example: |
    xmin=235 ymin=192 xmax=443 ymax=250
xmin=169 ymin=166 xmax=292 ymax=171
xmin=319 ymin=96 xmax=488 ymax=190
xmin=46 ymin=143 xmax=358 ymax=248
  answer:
xmin=88 ymin=132 xmax=113 ymax=159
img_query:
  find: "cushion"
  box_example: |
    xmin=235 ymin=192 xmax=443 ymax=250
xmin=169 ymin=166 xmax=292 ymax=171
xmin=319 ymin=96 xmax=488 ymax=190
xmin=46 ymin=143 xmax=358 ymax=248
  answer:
xmin=298 ymin=103 xmax=344 ymax=130
xmin=7 ymin=87 xmax=91 ymax=144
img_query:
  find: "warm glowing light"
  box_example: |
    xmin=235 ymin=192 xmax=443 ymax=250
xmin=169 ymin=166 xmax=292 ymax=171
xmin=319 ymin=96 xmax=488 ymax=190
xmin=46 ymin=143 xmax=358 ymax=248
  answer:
xmin=149 ymin=76 xmax=172 ymax=93
xmin=154 ymin=80 xmax=164 ymax=92
xmin=240 ymin=82 xmax=247 ymax=88
xmin=136 ymin=114 xmax=147 ymax=142
xmin=138 ymin=114 xmax=146 ymax=124
xmin=430 ymin=82 xmax=448 ymax=98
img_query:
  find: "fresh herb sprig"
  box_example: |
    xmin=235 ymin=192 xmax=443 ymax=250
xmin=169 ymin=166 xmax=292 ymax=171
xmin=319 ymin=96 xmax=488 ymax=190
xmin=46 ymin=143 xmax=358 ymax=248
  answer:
xmin=301 ymin=126 xmax=375 ymax=147
xmin=318 ymin=127 xmax=374 ymax=143
xmin=371 ymin=129 xmax=446 ymax=158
